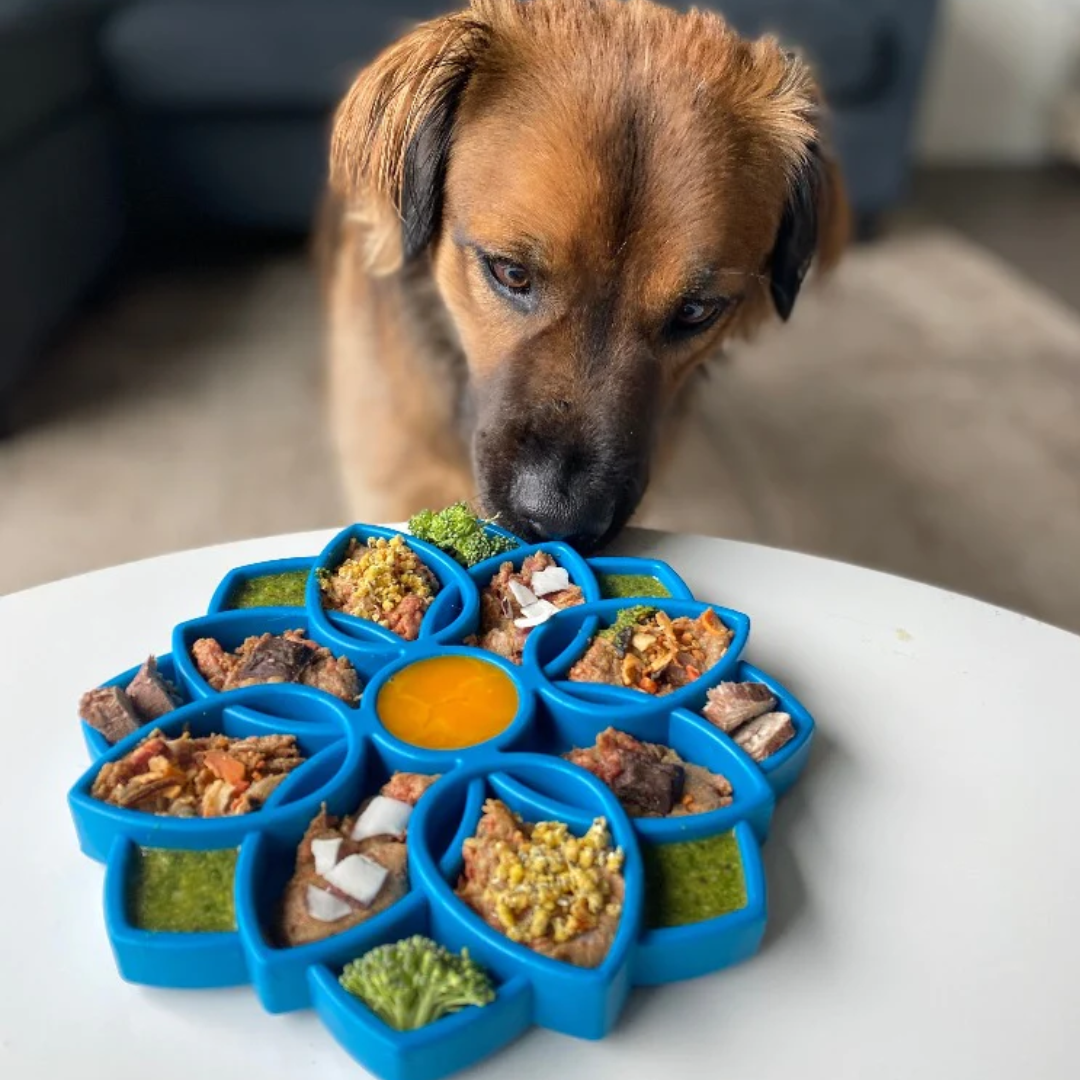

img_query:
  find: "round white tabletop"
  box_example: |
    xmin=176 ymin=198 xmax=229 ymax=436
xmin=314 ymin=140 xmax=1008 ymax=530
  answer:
xmin=2 ymin=528 xmax=1078 ymax=1080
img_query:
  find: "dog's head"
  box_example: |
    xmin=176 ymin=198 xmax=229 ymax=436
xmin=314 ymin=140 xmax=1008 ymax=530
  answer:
xmin=331 ymin=0 xmax=848 ymax=548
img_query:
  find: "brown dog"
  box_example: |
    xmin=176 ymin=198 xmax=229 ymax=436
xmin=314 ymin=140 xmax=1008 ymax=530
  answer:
xmin=325 ymin=0 xmax=847 ymax=549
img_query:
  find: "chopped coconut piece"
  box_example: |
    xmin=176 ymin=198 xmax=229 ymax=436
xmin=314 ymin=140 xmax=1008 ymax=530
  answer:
xmin=530 ymin=566 xmax=570 ymax=596
xmin=350 ymin=796 xmax=413 ymax=842
xmin=508 ymin=579 xmax=538 ymax=608
xmin=311 ymin=837 xmax=343 ymax=877
xmin=306 ymin=884 xmax=353 ymax=923
xmin=513 ymin=597 xmax=560 ymax=629
xmin=323 ymin=853 xmax=389 ymax=906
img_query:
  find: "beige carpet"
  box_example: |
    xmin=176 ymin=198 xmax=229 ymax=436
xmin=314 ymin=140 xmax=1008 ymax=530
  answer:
xmin=5 ymin=228 xmax=1080 ymax=633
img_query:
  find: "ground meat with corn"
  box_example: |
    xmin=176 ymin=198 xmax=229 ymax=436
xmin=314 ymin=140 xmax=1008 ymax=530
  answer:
xmin=455 ymin=799 xmax=624 ymax=968
xmin=318 ymin=535 xmax=439 ymax=641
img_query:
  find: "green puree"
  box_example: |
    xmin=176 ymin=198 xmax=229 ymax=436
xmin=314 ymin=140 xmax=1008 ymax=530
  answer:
xmin=130 ymin=848 xmax=238 ymax=933
xmin=598 ymin=573 xmax=671 ymax=600
xmin=228 ymin=570 xmax=308 ymax=609
xmin=644 ymin=831 xmax=747 ymax=929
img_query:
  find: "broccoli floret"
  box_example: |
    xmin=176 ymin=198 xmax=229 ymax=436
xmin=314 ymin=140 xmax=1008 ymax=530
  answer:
xmin=408 ymin=502 xmax=517 ymax=567
xmin=339 ymin=935 xmax=496 ymax=1031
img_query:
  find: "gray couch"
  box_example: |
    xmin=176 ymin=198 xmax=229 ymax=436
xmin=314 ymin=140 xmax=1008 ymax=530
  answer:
xmin=0 ymin=0 xmax=939 ymax=401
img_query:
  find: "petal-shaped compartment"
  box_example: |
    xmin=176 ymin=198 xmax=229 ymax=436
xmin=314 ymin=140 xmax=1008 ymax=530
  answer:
xmin=172 ymin=608 xmax=379 ymax=699
xmin=525 ymin=701 xmax=775 ymax=844
xmin=79 ymin=652 xmax=187 ymax=761
xmin=731 ymin=662 xmax=817 ymax=798
xmin=236 ymin=739 xmax=451 ymax=1013
xmin=408 ymin=753 xmax=643 ymax=1041
xmin=103 ymin=837 xmax=248 ymax=988
xmin=464 ymin=541 xmax=600 ymax=669
xmin=632 ymin=820 xmax=767 ymax=986
xmin=308 ymin=524 xmax=479 ymax=651
xmin=586 ymin=555 xmax=694 ymax=602
xmin=531 ymin=598 xmax=750 ymax=720
xmin=68 ymin=686 xmax=359 ymax=862
xmin=207 ymin=556 xmax=316 ymax=615
xmin=364 ymin=646 xmax=538 ymax=772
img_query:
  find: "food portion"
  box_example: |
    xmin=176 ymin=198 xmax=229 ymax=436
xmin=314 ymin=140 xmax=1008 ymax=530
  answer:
xmin=408 ymin=502 xmax=517 ymax=568
xmin=227 ymin=570 xmax=309 ymax=609
xmin=91 ymin=730 xmax=304 ymax=817
xmin=564 ymin=727 xmax=733 ymax=817
xmin=277 ymin=772 xmax=438 ymax=947
xmin=377 ymin=655 xmax=518 ymax=750
xmin=191 ymin=628 xmax=360 ymax=704
xmin=702 ymin=682 xmax=796 ymax=762
xmin=79 ymin=655 xmax=182 ymax=745
xmin=339 ymin=935 xmax=495 ymax=1031
xmin=319 ymin=534 xmax=439 ymax=641
xmin=597 ymin=573 xmax=672 ymax=600
xmin=568 ymin=606 xmax=733 ymax=695
xmin=455 ymin=799 xmax=624 ymax=968
xmin=129 ymin=847 xmax=237 ymax=932
xmin=644 ymin=831 xmax=747 ymax=928
xmin=468 ymin=552 xmax=584 ymax=663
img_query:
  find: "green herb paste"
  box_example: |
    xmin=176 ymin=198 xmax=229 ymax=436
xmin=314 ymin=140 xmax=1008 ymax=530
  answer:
xmin=130 ymin=848 xmax=238 ymax=933
xmin=644 ymin=831 xmax=747 ymax=928
xmin=598 ymin=573 xmax=672 ymax=600
xmin=227 ymin=570 xmax=309 ymax=609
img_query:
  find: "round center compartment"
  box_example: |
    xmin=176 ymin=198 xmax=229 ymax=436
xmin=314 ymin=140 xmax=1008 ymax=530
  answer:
xmin=376 ymin=655 xmax=519 ymax=750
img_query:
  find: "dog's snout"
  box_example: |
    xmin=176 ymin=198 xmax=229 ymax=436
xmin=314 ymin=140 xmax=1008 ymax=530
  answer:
xmin=508 ymin=455 xmax=615 ymax=548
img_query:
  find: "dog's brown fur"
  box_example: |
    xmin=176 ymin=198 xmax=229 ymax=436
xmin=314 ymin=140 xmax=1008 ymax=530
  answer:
xmin=325 ymin=0 xmax=848 ymax=540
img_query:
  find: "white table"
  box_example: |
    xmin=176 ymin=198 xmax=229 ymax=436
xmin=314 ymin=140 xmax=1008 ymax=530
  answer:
xmin=3 ymin=528 xmax=1078 ymax=1079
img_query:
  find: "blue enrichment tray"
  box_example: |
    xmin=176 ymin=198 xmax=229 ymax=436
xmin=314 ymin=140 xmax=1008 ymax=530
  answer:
xmin=69 ymin=520 xmax=816 ymax=1080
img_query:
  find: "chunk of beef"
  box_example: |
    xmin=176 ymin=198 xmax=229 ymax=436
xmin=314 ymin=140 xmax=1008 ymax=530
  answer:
xmin=234 ymin=634 xmax=312 ymax=685
xmin=733 ymin=712 xmax=795 ymax=762
xmin=300 ymin=653 xmax=361 ymax=704
xmin=702 ymin=682 xmax=777 ymax=733
xmin=79 ymin=686 xmax=141 ymax=744
xmin=611 ymin=755 xmax=685 ymax=816
xmin=125 ymin=656 xmax=182 ymax=721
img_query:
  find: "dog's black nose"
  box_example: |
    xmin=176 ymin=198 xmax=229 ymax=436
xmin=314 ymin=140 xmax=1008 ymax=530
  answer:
xmin=508 ymin=459 xmax=615 ymax=548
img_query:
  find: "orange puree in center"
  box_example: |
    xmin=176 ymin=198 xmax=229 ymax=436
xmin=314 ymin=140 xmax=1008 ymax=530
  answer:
xmin=377 ymin=655 xmax=518 ymax=750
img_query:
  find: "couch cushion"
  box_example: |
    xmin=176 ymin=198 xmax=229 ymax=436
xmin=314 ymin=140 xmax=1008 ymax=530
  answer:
xmin=0 ymin=0 xmax=113 ymax=151
xmin=104 ymin=0 xmax=894 ymax=115
xmin=103 ymin=1 xmax=452 ymax=112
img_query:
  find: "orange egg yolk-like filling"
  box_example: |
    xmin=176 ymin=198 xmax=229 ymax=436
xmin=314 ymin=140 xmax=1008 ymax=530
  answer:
xmin=377 ymin=655 xmax=519 ymax=750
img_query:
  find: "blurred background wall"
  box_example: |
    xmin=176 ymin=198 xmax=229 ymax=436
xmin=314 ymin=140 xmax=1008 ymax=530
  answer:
xmin=2 ymin=0 xmax=1079 ymax=631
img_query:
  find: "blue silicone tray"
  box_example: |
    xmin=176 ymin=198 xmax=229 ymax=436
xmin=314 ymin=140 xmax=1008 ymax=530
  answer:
xmin=69 ymin=521 xmax=815 ymax=1080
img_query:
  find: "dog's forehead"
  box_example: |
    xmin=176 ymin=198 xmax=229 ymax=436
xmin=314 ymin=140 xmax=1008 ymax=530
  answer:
xmin=445 ymin=51 xmax=790 ymax=294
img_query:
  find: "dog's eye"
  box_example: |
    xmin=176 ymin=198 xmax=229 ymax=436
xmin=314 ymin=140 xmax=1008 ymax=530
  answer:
xmin=487 ymin=257 xmax=531 ymax=292
xmin=676 ymin=300 xmax=718 ymax=326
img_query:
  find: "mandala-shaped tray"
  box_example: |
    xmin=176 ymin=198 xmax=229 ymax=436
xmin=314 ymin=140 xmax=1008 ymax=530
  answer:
xmin=69 ymin=522 xmax=815 ymax=1080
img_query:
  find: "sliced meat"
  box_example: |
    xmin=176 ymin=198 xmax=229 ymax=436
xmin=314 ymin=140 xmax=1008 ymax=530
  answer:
xmin=125 ymin=657 xmax=182 ymax=721
xmin=702 ymin=682 xmax=778 ymax=733
xmin=610 ymin=755 xmax=685 ymax=816
xmin=300 ymin=653 xmax=361 ymax=704
xmin=79 ymin=686 xmax=142 ymax=745
xmin=233 ymin=634 xmax=312 ymax=685
xmin=733 ymin=712 xmax=796 ymax=762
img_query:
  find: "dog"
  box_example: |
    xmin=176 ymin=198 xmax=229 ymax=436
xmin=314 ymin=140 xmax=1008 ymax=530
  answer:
xmin=324 ymin=0 xmax=848 ymax=550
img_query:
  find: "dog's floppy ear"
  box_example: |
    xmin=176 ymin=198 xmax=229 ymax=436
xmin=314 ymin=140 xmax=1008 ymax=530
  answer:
xmin=766 ymin=59 xmax=850 ymax=320
xmin=330 ymin=13 xmax=489 ymax=273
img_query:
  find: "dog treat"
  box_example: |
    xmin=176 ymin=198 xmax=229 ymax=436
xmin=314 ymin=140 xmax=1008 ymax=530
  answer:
xmin=569 ymin=606 xmax=732 ymax=695
xmin=79 ymin=656 xmax=183 ymax=745
xmin=319 ymin=535 xmax=439 ymax=641
xmin=277 ymin=772 xmax=438 ymax=947
xmin=191 ymin=629 xmax=360 ymax=704
xmin=91 ymin=730 xmax=304 ymax=817
xmin=455 ymin=799 xmax=624 ymax=968
xmin=701 ymin=681 xmax=777 ymax=733
xmin=732 ymin=712 xmax=796 ymax=762
xmin=565 ymin=727 xmax=733 ymax=817
xmin=468 ymin=552 xmax=583 ymax=663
